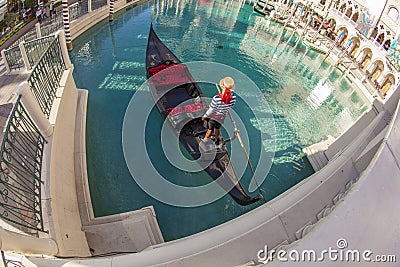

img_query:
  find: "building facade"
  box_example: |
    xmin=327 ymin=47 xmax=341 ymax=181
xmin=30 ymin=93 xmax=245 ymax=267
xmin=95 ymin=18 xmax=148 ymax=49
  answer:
xmin=325 ymin=0 xmax=398 ymax=97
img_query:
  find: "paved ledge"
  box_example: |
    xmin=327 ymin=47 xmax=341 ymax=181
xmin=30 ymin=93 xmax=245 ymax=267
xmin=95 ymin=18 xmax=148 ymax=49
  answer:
xmin=45 ymin=67 xmax=91 ymax=257
xmin=0 ymin=70 xmax=29 ymax=106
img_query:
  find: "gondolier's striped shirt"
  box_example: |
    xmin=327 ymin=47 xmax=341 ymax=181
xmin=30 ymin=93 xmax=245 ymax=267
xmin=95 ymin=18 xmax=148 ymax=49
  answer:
xmin=205 ymin=94 xmax=236 ymax=118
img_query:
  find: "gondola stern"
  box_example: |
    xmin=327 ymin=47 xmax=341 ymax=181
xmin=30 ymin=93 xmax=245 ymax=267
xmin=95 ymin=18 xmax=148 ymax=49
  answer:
xmin=230 ymin=192 xmax=264 ymax=206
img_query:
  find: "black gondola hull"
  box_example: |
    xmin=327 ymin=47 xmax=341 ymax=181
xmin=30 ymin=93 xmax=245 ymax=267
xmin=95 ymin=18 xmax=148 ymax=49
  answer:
xmin=145 ymin=24 xmax=262 ymax=206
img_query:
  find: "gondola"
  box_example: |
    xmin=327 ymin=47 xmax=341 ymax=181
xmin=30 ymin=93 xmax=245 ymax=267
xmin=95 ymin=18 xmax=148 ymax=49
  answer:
xmin=253 ymin=1 xmax=275 ymax=16
xmin=145 ymin=24 xmax=263 ymax=206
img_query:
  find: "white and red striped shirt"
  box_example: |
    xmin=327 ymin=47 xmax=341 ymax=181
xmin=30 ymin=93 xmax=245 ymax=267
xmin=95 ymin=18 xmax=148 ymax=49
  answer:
xmin=205 ymin=94 xmax=236 ymax=119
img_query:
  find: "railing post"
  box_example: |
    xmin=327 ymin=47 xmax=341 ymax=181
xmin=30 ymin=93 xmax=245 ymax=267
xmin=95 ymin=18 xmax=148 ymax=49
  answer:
xmin=35 ymin=22 xmax=42 ymax=38
xmin=88 ymin=0 xmax=92 ymax=12
xmin=19 ymin=41 xmax=31 ymax=71
xmin=16 ymin=81 xmax=53 ymax=138
xmin=56 ymin=30 xmax=72 ymax=69
xmin=62 ymin=0 xmax=73 ymax=51
xmin=109 ymin=0 xmax=114 ymax=21
xmin=0 ymin=50 xmax=11 ymax=73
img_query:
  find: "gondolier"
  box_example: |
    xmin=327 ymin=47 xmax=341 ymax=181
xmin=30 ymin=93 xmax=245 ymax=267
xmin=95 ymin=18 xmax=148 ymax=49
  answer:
xmin=202 ymin=77 xmax=236 ymax=145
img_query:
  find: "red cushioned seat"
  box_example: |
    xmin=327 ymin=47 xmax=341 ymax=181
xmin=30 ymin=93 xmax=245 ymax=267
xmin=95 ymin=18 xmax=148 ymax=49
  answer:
xmin=148 ymin=63 xmax=191 ymax=86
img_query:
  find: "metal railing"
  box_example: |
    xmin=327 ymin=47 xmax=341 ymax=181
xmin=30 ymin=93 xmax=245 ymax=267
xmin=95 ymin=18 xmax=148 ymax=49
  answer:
xmin=21 ymin=27 xmax=39 ymax=44
xmin=40 ymin=1 xmax=90 ymax=37
xmin=70 ymin=0 xmax=89 ymax=21
xmin=0 ymin=96 xmax=46 ymax=234
xmin=41 ymin=11 xmax=63 ymax=28
xmin=92 ymin=0 xmax=108 ymax=11
xmin=7 ymin=0 xmax=113 ymax=50
xmin=2 ymin=45 xmax=24 ymax=71
xmin=27 ymin=36 xmax=65 ymax=119
xmin=41 ymin=22 xmax=63 ymax=38
xmin=13 ymin=1 xmax=90 ymax=48
xmin=40 ymin=14 xmax=64 ymax=37
xmin=24 ymin=35 xmax=56 ymax=67
xmin=10 ymin=27 xmax=38 ymax=48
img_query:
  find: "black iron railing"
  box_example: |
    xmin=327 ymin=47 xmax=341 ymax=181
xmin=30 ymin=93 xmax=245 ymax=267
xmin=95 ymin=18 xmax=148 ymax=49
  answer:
xmin=40 ymin=1 xmax=89 ymax=37
xmin=14 ymin=1 xmax=88 ymax=47
xmin=0 ymin=96 xmax=46 ymax=234
xmin=21 ymin=28 xmax=39 ymax=44
xmin=70 ymin=0 xmax=89 ymax=21
xmin=40 ymin=14 xmax=63 ymax=37
xmin=24 ymin=35 xmax=56 ymax=68
xmin=12 ymin=27 xmax=38 ymax=48
xmin=3 ymin=46 xmax=24 ymax=71
xmin=41 ymin=22 xmax=62 ymax=38
xmin=92 ymin=0 xmax=108 ymax=11
xmin=27 ymin=36 xmax=65 ymax=119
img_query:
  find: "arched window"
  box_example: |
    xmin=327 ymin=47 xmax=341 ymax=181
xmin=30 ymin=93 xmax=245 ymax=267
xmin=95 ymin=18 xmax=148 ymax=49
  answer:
xmin=388 ymin=7 xmax=399 ymax=21
xmin=350 ymin=41 xmax=359 ymax=57
xmin=370 ymin=27 xmax=378 ymax=39
xmin=327 ymin=18 xmax=336 ymax=29
xmin=377 ymin=33 xmax=385 ymax=45
xmin=384 ymin=39 xmax=391 ymax=50
xmin=345 ymin=7 xmax=352 ymax=17
xmin=352 ymin=11 xmax=359 ymax=22
xmin=340 ymin=3 xmax=346 ymax=13
xmin=332 ymin=0 xmax=339 ymax=9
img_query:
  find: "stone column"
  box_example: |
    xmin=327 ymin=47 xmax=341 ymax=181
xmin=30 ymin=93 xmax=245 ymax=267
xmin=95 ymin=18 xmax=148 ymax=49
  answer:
xmin=88 ymin=0 xmax=92 ymax=13
xmin=16 ymin=81 xmax=54 ymax=138
xmin=35 ymin=22 xmax=42 ymax=38
xmin=0 ymin=50 xmax=11 ymax=73
xmin=19 ymin=41 xmax=31 ymax=71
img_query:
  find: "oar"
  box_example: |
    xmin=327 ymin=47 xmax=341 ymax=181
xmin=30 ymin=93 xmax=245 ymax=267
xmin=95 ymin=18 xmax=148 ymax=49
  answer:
xmin=215 ymin=84 xmax=265 ymax=201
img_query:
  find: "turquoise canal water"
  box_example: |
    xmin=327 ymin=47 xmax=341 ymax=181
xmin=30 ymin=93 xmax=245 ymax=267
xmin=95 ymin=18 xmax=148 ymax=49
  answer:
xmin=70 ymin=0 xmax=368 ymax=241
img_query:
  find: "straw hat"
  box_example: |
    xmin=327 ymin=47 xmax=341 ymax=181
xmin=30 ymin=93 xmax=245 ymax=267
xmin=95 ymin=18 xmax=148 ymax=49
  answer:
xmin=219 ymin=77 xmax=235 ymax=91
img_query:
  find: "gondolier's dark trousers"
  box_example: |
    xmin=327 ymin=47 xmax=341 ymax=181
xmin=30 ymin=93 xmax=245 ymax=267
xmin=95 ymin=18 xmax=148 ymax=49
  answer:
xmin=203 ymin=115 xmax=225 ymax=130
